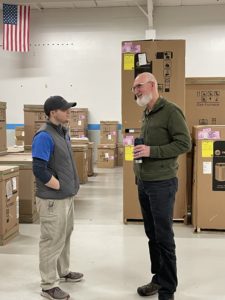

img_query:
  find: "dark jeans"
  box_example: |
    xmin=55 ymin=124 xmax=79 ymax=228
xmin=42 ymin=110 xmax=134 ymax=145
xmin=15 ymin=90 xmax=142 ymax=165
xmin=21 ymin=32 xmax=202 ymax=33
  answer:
xmin=138 ymin=177 xmax=178 ymax=298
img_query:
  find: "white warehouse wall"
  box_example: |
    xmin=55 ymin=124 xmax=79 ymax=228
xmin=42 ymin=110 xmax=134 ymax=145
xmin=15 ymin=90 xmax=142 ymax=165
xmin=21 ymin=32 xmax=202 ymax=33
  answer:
xmin=1 ymin=4 xmax=225 ymax=146
xmin=0 ymin=7 xmax=146 ymax=124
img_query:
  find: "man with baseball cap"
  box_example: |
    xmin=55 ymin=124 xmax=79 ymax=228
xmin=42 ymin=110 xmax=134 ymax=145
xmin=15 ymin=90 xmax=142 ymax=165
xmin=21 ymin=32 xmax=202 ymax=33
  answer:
xmin=32 ymin=96 xmax=83 ymax=300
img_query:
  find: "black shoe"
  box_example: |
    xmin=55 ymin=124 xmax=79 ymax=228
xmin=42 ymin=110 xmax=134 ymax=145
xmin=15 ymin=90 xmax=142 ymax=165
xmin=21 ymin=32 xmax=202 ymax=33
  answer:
xmin=137 ymin=282 xmax=160 ymax=296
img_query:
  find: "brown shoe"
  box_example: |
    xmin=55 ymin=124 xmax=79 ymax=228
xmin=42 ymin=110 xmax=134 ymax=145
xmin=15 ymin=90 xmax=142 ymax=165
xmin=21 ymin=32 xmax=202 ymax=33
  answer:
xmin=41 ymin=287 xmax=70 ymax=300
xmin=60 ymin=271 xmax=84 ymax=282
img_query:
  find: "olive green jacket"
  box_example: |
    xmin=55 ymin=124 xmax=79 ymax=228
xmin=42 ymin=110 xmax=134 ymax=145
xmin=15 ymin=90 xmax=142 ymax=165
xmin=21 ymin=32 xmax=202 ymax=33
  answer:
xmin=134 ymin=97 xmax=191 ymax=181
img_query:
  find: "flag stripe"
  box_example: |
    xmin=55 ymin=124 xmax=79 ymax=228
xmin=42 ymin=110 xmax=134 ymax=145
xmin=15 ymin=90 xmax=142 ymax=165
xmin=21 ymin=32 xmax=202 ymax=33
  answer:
xmin=3 ymin=4 xmax=30 ymax=52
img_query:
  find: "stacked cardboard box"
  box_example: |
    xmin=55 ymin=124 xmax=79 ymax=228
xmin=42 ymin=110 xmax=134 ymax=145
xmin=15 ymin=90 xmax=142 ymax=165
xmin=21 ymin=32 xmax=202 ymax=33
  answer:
xmin=122 ymin=39 xmax=187 ymax=222
xmin=192 ymin=125 xmax=225 ymax=231
xmin=97 ymin=144 xmax=117 ymax=168
xmin=0 ymin=165 xmax=19 ymax=245
xmin=24 ymin=105 xmax=46 ymax=150
xmin=117 ymin=143 xmax=124 ymax=166
xmin=69 ymin=108 xmax=88 ymax=138
xmin=0 ymin=102 xmax=7 ymax=155
xmin=97 ymin=121 xmax=118 ymax=168
xmin=100 ymin=121 xmax=118 ymax=144
xmin=71 ymin=144 xmax=88 ymax=184
xmin=0 ymin=153 xmax=38 ymax=223
xmin=70 ymin=138 xmax=94 ymax=176
xmin=15 ymin=126 xmax=25 ymax=146
xmin=185 ymin=77 xmax=225 ymax=224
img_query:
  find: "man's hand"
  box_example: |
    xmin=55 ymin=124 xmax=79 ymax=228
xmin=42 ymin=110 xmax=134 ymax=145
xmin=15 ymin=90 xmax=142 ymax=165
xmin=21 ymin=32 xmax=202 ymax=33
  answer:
xmin=133 ymin=145 xmax=150 ymax=159
xmin=45 ymin=176 xmax=60 ymax=190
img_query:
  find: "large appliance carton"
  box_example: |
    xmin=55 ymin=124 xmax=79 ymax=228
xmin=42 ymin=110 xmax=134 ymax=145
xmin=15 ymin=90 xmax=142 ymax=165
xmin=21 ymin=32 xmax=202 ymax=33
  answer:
xmin=0 ymin=153 xmax=38 ymax=223
xmin=122 ymin=40 xmax=187 ymax=221
xmin=0 ymin=165 xmax=19 ymax=245
xmin=71 ymin=145 xmax=88 ymax=184
xmin=192 ymin=125 xmax=225 ymax=231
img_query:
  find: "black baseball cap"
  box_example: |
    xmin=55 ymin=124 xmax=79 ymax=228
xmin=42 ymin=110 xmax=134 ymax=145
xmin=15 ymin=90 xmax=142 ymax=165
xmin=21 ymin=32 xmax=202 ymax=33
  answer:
xmin=44 ymin=96 xmax=77 ymax=116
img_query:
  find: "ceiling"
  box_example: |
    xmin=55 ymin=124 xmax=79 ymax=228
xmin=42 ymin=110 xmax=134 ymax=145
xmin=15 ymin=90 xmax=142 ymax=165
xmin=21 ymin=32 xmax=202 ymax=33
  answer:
xmin=1 ymin=0 xmax=225 ymax=10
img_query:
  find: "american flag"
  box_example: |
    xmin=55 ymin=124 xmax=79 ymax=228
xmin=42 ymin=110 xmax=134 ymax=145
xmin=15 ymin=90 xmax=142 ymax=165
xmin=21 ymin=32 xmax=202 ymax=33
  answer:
xmin=3 ymin=3 xmax=30 ymax=52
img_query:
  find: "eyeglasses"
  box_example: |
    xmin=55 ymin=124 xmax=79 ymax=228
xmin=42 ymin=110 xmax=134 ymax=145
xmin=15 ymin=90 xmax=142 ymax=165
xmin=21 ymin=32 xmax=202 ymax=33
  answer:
xmin=131 ymin=81 xmax=152 ymax=93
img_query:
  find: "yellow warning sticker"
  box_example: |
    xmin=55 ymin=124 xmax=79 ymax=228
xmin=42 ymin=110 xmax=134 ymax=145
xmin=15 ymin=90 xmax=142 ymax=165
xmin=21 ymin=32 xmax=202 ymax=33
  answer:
xmin=124 ymin=53 xmax=134 ymax=71
xmin=125 ymin=145 xmax=134 ymax=161
xmin=202 ymin=141 xmax=214 ymax=158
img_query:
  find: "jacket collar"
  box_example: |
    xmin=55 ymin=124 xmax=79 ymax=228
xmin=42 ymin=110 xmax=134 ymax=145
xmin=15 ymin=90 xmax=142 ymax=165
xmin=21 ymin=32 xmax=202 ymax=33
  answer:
xmin=144 ymin=96 xmax=166 ymax=115
xmin=46 ymin=120 xmax=68 ymax=137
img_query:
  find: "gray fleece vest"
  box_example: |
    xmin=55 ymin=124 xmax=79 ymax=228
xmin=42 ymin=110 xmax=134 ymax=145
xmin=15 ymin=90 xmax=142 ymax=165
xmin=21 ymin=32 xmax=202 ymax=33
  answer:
xmin=35 ymin=122 xmax=79 ymax=199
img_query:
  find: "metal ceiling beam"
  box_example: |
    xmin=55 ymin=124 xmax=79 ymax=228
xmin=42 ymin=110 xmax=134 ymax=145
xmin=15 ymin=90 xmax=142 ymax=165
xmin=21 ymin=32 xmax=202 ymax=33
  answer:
xmin=135 ymin=0 xmax=153 ymax=28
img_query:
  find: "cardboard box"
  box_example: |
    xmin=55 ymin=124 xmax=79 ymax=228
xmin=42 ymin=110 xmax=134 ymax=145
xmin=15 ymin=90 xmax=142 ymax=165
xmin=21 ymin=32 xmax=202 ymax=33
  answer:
xmin=70 ymin=128 xmax=87 ymax=138
xmin=100 ymin=121 xmax=118 ymax=145
xmin=15 ymin=126 xmax=25 ymax=146
xmin=0 ymin=153 xmax=37 ymax=223
xmin=123 ymin=130 xmax=142 ymax=222
xmin=0 ymin=121 xmax=7 ymax=153
xmin=69 ymin=108 xmax=88 ymax=130
xmin=24 ymin=105 xmax=46 ymax=148
xmin=122 ymin=40 xmax=187 ymax=220
xmin=192 ymin=125 xmax=225 ymax=230
xmin=97 ymin=144 xmax=117 ymax=168
xmin=122 ymin=40 xmax=185 ymax=129
xmin=122 ymin=129 xmax=187 ymax=222
xmin=0 ymin=102 xmax=6 ymax=122
xmin=100 ymin=121 xmax=118 ymax=132
xmin=117 ymin=143 xmax=124 ymax=166
xmin=0 ymin=165 xmax=19 ymax=245
xmin=71 ymin=145 xmax=88 ymax=184
xmin=70 ymin=138 xmax=94 ymax=176
xmin=186 ymin=78 xmax=225 ymax=134
xmin=87 ymin=142 xmax=94 ymax=176
xmin=100 ymin=131 xmax=118 ymax=144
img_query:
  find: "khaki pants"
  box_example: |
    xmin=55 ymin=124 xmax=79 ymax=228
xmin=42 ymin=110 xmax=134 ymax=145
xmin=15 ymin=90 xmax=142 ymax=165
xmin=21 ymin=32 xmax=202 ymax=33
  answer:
xmin=36 ymin=196 xmax=75 ymax=290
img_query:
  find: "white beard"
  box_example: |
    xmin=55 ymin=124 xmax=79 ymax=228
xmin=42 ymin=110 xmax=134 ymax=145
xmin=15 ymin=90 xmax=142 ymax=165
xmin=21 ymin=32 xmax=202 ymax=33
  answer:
xmin=136 ymin=93 xmax=153 ymax=107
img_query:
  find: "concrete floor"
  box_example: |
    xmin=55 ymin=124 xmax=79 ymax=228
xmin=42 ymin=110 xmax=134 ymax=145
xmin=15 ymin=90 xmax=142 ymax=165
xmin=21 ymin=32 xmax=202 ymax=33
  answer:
xmin=1 ymin=167 xmax=225 ymax=300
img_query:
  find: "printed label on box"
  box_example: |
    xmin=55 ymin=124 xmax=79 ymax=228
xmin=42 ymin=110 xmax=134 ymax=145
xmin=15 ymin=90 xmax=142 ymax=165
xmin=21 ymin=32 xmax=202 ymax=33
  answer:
xmin=16 ymin=196 xmax=19 ymax=219
xmin=123 ymin=136 xmax=134 ymax=146
xmin=198 ymin=130 xmax=220 ymax=140
xmin=124 ymin=53 xmax=134 ymax=71
xmin=203 ymin=162 xmax=212 ymax=174
xmin=12 ymin=177 xmax=17 ymax=190
xmin=202 ymin=141 xmax=214 ymax=158
xmin=196 ymin=90 xmax=220 ymax=107
xmin=122 ymin=42 xmax=141 ymax=54
xmin=109 ymin=156 xmax=114 ymax=160
xmin=125 ymin=145 xmax=134 ymax=161
xmin=108 ymin=134 xmax=112 ymax=140
xmin=78 ymin=120 xmax=82 ymax=126
xmin=105 ymin=153 xmax=109 ymax=158
xmin=6 ymin=180 xmax=13 ymax=199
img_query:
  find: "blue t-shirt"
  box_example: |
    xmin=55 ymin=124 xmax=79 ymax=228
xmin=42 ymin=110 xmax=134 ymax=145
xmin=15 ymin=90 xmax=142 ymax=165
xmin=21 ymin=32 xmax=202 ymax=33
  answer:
xmin=32 ymin=131 xmax=54 ymax=162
